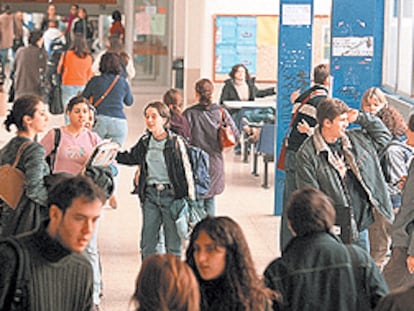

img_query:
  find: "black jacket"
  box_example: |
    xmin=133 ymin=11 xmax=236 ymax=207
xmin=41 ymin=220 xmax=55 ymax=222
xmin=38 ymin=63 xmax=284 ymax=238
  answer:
xmin=116 ymin=130 xmax=188 ymax=202
xmin=219 ymin=77 xmax=275 ymax=104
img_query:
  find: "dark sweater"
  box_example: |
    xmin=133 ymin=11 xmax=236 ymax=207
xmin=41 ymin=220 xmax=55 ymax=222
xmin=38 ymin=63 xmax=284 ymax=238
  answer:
xmin=0 ymin=225 xmax=93 ymax=311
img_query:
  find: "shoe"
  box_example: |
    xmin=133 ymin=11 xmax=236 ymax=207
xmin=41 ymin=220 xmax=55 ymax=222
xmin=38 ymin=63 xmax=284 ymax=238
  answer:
xmin=109 ymin=195 xmax=117 ymax=209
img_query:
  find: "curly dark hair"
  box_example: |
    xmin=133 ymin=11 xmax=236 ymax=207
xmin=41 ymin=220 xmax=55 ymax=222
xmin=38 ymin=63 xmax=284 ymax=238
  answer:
xmin=377 ymin=105 xmax=407 ymax=137
xmin=229 ymin=64 xmax=251 ymax=80
xmin=186 ymin=216 xmax=278 ymax=310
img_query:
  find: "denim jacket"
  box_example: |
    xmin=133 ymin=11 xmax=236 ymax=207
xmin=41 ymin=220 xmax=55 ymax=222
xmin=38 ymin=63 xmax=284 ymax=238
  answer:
xmin=296 ymin=112 xmax=393 ymax=234
xmin=116 ymin=130 xmax=190 ymax=202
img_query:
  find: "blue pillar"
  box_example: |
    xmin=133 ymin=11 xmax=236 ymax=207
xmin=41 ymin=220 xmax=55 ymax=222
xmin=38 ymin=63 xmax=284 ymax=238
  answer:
xmin=331 ymin=0 xmax=384 ymax=109
xmin=275 ymin=0 xmax=314 ymax=216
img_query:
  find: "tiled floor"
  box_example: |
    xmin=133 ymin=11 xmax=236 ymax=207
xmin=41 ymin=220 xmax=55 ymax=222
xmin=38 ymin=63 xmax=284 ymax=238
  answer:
xmin=0 ymin=88 xmax=281 ymax=310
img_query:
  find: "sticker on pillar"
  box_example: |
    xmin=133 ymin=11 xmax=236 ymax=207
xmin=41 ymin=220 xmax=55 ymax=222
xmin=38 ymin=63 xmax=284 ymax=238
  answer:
xmin=332 ymin=36 xmax=374 ymax=57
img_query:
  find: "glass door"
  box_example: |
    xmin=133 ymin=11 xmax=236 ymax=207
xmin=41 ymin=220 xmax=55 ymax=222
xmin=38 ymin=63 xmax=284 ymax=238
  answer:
xmin=133 ymin=0 xmax=172 ymax=85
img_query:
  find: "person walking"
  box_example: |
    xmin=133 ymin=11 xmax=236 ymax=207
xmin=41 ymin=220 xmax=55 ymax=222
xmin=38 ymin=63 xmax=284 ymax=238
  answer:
xmin=116 ymin=101 xmax=193 ymax=259
xmin=0 ymin=175 xmax=106 ymax=311
xmin=264 ymin=187 xmax=388 ymax=311
xmin=184 ymin=79 xmax=239 ymax=215
xmin=0 ymin=95 xmax=49 ymax=237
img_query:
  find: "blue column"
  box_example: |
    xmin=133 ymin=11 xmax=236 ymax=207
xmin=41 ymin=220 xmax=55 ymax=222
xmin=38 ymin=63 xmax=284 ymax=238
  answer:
xmin=275 ymin=0 xmax=314 ymax=216
xmin=331 ymin=0 xmax=384 ymax=109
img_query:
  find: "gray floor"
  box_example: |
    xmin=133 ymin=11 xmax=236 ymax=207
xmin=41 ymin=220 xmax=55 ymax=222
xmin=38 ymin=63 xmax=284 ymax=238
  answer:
xmin=0 ymin=88 xmax=280 ymax=311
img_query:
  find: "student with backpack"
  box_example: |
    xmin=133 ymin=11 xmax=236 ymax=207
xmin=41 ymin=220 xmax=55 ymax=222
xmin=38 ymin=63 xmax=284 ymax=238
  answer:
xmin=116 ymin=101 xmax=195 ymax=259
xmin=0 ymin=95 xmax=50 ymax=237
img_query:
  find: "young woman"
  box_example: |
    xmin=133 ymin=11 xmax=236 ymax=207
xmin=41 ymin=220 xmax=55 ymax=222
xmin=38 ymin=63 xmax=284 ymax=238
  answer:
xmin=116 ymin=101 xmax=193 ymax=259
xmin=163 ymin=88 xmax=191 ymax=142
xmin=0 ymin=95 xmax=50 ymax=237
xmin=185 ymin=216 xmax=278 ymax=311
xmin=57 ymin=33 xmax=93 ymax=119
xmin=183 ymin=79 xmax=239 ymax=215
xmin=131 ymin=254 xmax=200 ymax=311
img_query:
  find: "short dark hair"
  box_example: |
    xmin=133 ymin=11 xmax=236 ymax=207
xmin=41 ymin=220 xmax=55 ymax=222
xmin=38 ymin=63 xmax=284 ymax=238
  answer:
xmin=316 ymin=98 xmax=349 ymax=127
xmin=4 ymin=95 xmax=42 ymax=132
xmin=47 ymin=175 xmax=106 ymax=214
xmin=287 ymin=187 xmax=336 ymax=236
xmin=29 ymin=29 xmax=43 ymax=46
xmin=313 ymin=64 xmax=330 ymax=84
xmin=66 ymin=95 xmax=90 ymax=112
xmin=112 ymin=10 xmax=122 ymax=22
xmin=99 ymin=52 xmax=122 ymax=75
xmin=144 ymin=101 xmax=171 ymax=128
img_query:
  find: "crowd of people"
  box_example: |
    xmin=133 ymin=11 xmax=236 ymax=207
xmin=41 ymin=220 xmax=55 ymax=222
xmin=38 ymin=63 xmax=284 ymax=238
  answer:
xmin=1 ymin=3 xmax=414 ymax=311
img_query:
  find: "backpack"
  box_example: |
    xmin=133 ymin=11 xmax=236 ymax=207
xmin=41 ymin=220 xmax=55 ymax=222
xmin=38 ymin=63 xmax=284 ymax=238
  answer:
xmin=0 ymin=141 xmax=32 ymax=209
xmin=187 ymin=145 xmax=210 ymax=199
xmin=0 ymin=237 xmax=30 ymax=310
xmin=45 ymin=128 xmax=61 ymax=171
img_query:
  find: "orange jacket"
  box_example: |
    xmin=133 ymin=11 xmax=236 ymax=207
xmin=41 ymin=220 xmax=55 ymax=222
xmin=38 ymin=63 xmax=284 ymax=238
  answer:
xmin=57 ymin=50 xmax=93 ymax=86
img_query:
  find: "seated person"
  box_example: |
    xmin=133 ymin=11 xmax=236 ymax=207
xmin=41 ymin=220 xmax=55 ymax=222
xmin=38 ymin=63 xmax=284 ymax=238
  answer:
xmin=219 ymin=64 xmax=276 ymax=152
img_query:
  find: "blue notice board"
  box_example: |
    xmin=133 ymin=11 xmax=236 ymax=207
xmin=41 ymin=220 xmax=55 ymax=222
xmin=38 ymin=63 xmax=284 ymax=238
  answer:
xmin=331 ymin=0 xmax=384 ymax=109
xmin=275 ymin=0 xmax=314 ymax=216
xmin=214 ymin=15 xmax=278 ymax=82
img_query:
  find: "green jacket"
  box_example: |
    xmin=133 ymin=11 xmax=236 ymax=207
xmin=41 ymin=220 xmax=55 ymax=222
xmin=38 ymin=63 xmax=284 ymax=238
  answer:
xmin=296 ymin=112 xmax=393 ymax=239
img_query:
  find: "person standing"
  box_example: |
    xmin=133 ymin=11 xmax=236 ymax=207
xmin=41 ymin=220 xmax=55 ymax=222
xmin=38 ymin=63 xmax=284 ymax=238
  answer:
xmin=13 ymin=29 xmax=47 ymax=100
xmin=0 ymin=95 xmax=49 ymax=237
xmin=73 ymin=8 xmax=94 ymax=51
xmin=0 ymin=4 xmax=14 ymax=86
xmin=264 ymin=187 xmax=388 ymax=311
xmin=280 ymin=64 xmax=330 ymax=250
xmin=116 ymin=101 xmax=193 ymax=259
xmin=109 ymin=10 xmax=125 ymax=41
xmin=295 ymin=98 xmax=393 ymax=251
xmin=163 ymin=88 xmax=191 ymax=142
xmin=184 ymin=79 xmax=239 ymax=216
xmin=0 ymin=175 xmax=106 ymax=311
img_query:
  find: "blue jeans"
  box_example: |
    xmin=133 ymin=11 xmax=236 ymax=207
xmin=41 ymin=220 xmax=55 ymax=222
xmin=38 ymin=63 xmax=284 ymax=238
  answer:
xmin=197 ymin=197 xmax=216 ymax=216
xmin=353 ymin=229 xmax=370 ymax=252
xmin=93 ymin=115 xmax=128 ymax=146
xmin=83 ymin=218 xmax=101 ymax=305
xmin=140 ymin=186 xmax=182 ymax=259
xmin=61 ymin=85 xmax=84 ymax=123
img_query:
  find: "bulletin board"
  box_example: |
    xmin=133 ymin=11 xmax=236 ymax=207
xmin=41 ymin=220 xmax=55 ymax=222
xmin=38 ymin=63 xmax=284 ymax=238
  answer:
xmin=213 ymin=15 xmax=279 ymax=83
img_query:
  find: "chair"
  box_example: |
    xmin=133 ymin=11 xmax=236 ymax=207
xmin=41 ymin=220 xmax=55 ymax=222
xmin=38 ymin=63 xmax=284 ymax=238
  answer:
xmin=253 ymin=123 xmax=275 ymax=188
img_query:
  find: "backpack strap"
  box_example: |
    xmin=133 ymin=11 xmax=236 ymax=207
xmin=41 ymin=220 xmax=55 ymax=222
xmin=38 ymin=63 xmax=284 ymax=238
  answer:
xmin=47 ymin=127 xmax=61 ymax=171
xmin=175 ymin=135 xmax=195 ymax=200
xmin=2 ymin=237 xmax=31 ymax=310
xmin=12 ymin=141 xmax=32 ymax=168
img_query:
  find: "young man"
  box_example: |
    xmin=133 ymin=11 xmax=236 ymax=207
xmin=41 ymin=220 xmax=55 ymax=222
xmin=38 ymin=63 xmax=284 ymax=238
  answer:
xmin=280 ymin=63 xmax=330 ymax=250
xmin=0 ymin=175 xmax=106 ymax=311
xmin=295 ymin=98 xmax=393 ymax=250
xmin=264 ymin=187 xmax=388 ymax=311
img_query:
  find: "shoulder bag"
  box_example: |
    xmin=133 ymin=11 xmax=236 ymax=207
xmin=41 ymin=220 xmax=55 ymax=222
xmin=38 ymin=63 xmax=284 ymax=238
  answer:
xmin=218 ymin=107 xmax=236 ymax=149
xmin=90 ymin=75 xmax=120 ymax=108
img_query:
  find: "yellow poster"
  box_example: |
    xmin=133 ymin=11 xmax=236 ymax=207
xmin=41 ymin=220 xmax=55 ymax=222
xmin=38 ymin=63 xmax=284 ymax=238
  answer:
xmin=257 ymin=16 xmax=278 ymax=46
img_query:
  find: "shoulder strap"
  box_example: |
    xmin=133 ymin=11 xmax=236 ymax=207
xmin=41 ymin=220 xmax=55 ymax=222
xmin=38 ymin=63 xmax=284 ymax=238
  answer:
xmin=176 ymin=135 xmax=195 ymax=200
xmin=51 ymin=128 xmax=61 ymax=155
xmin=12 ymin=141 xmax=32 ymax=168
xmin=93 ymin=75 xmax=120 ymax=108
xmin=3 ymin=237 xmax=30 ymax=310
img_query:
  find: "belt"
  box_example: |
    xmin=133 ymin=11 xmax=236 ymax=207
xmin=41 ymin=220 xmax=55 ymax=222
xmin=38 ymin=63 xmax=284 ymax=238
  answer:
xmin=151 ymin=184 xmax=171 ymax=191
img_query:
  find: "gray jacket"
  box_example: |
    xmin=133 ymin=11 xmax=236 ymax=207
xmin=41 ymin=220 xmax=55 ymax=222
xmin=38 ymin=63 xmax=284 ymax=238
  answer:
xmin=392 ymin=160 xmax=414 ymax=255
xmin=296 ymin=112 xmax=393 ymax=237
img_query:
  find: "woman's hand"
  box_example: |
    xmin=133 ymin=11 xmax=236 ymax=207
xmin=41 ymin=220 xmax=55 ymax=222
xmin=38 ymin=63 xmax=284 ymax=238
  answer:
xmin=297 ymin=119 xmax=313 ymax=136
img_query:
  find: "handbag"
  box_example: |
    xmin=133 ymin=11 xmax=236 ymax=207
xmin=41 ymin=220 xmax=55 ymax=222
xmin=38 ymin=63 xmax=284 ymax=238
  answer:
xmin=218 ymin=107 xmax=236 ymax=149
xmin=0 ymin=141 xmax=32 ymax=210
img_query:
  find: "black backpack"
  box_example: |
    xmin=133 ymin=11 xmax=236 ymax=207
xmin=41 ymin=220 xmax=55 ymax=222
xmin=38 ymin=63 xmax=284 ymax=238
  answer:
xmin=0 ymin=237 xmax=30 ymax=311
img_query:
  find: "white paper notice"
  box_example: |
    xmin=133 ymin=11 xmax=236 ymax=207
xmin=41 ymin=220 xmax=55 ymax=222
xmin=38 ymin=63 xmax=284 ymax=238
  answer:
xmin=282 ymin=4 xmax=311 ymax=26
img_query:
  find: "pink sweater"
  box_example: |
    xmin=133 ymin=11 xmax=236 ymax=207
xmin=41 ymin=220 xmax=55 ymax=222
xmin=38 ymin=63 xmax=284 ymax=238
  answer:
xmin=41 ymin=127 xmax=101 ymax=175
